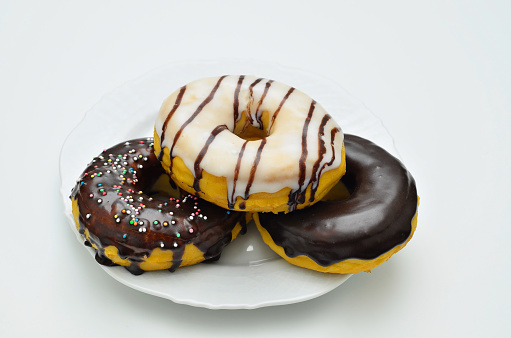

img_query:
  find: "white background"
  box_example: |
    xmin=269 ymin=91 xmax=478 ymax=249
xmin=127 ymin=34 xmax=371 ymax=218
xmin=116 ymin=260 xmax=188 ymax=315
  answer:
xmin=1 ymin=1 xmax=510 ymax=337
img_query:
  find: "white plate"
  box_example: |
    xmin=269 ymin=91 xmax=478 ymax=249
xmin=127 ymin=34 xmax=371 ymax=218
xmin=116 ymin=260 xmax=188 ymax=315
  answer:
xmin=59 ymin=59 xmax=398 ymax=309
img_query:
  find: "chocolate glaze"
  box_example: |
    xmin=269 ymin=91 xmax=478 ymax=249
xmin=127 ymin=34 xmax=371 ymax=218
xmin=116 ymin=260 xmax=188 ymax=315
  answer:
xmin=257 ymin=134 xmax=418 ymax=265
xmin=71 ymin=138 xmax=246 ymax=275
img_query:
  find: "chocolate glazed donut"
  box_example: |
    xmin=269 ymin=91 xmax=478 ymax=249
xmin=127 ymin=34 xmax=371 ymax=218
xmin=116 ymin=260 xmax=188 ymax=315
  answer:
xmin=255 ymin=134 xmax=419 ymax=274
xmin=70 ymin=138 xmax=247 ymax=275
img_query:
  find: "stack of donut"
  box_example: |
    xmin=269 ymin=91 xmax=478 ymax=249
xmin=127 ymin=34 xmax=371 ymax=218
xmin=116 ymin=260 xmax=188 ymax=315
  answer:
xmin=71 ymin=75 xmax=418 ymax=275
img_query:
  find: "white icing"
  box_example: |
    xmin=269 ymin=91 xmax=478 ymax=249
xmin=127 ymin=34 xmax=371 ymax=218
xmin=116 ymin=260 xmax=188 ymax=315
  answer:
xmin=155 ymin=75 xmax=344 ymax=207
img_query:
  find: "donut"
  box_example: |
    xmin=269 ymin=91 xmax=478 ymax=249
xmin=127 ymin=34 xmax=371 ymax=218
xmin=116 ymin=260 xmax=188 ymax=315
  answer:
xmin=70 ymin=137 xmax=248 ymax=275
xmin=254 ymin=134 xmax=419 ymax=274
xmin=154 ymin=75 xmax=346 ymax=213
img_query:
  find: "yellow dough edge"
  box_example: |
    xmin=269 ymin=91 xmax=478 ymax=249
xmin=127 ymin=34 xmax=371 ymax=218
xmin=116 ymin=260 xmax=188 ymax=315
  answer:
xmin=253 ymin=200 xmax=419 ymax=274
xmin=71 ymin=198 xmax=245 ymax=271
xmin=154 ymin=129 xmax=346 ymax=213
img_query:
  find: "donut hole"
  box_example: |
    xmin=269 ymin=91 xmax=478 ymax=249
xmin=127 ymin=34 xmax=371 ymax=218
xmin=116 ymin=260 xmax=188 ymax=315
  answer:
xmin=340 ymin=171 xmax=357 ymax=195
xmin=235 ymin=124 xmax=267 ymax=141
xmin=233 ymin=110 xmax=270 ymax=141
xmin=147 ymin=173 xmax=181 ymax=199
xmin=321 ymin=173 xmax=356 ymax=201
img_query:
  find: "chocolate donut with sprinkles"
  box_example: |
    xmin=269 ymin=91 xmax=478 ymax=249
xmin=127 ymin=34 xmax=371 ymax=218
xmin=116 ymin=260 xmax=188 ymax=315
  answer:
xmin=70 ymin=138 xmax=248 ymax=275
xmin=254 ymin=134 xmax=419 ymax=274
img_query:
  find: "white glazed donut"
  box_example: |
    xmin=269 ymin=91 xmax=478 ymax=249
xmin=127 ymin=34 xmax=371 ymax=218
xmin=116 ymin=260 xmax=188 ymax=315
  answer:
xmin=154 ymin=75 xmax=346 ymax=213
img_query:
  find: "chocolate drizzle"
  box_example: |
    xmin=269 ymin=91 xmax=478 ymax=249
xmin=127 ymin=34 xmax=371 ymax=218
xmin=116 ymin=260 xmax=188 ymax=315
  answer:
xmin=233 ymin=75 xmax=245 ymax=125
xmin=269 ymin=87 xmax=295 ymax=132
xmin=168 ymin=75 xmax=227 ymax=172
xmin=240 ymin=138 xmax=267 ymax=209
xmin=71 ymin=138 xmax=245 ymax=275
xmin=242 ymin=77 xmax=264 ymax=128
xmin=287 ymin=100 xmax=316 ymax=211
xmin=158 ymin=86 xmax=186 ymax=161
xmin=248 ymin=78 xmax=263 ymax=101
xmin=228 ymin=140 xmax=249 ymax=209
xmin=193 ymin=125 xmax=228 ymax=192
xmin=254 ymin=80 xmax=273 ymax=129
xmin=257 ymin=134 xmax=418 ymax=265
xmin=309 ymin=115 xmax=338 ymax=202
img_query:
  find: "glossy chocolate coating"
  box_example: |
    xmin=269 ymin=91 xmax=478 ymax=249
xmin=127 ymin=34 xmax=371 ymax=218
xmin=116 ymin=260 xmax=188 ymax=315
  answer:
xmin=257 ymin=134 xmax=418 ymax=266
xmin=70 ymin=138 xmax=245 ymax=275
